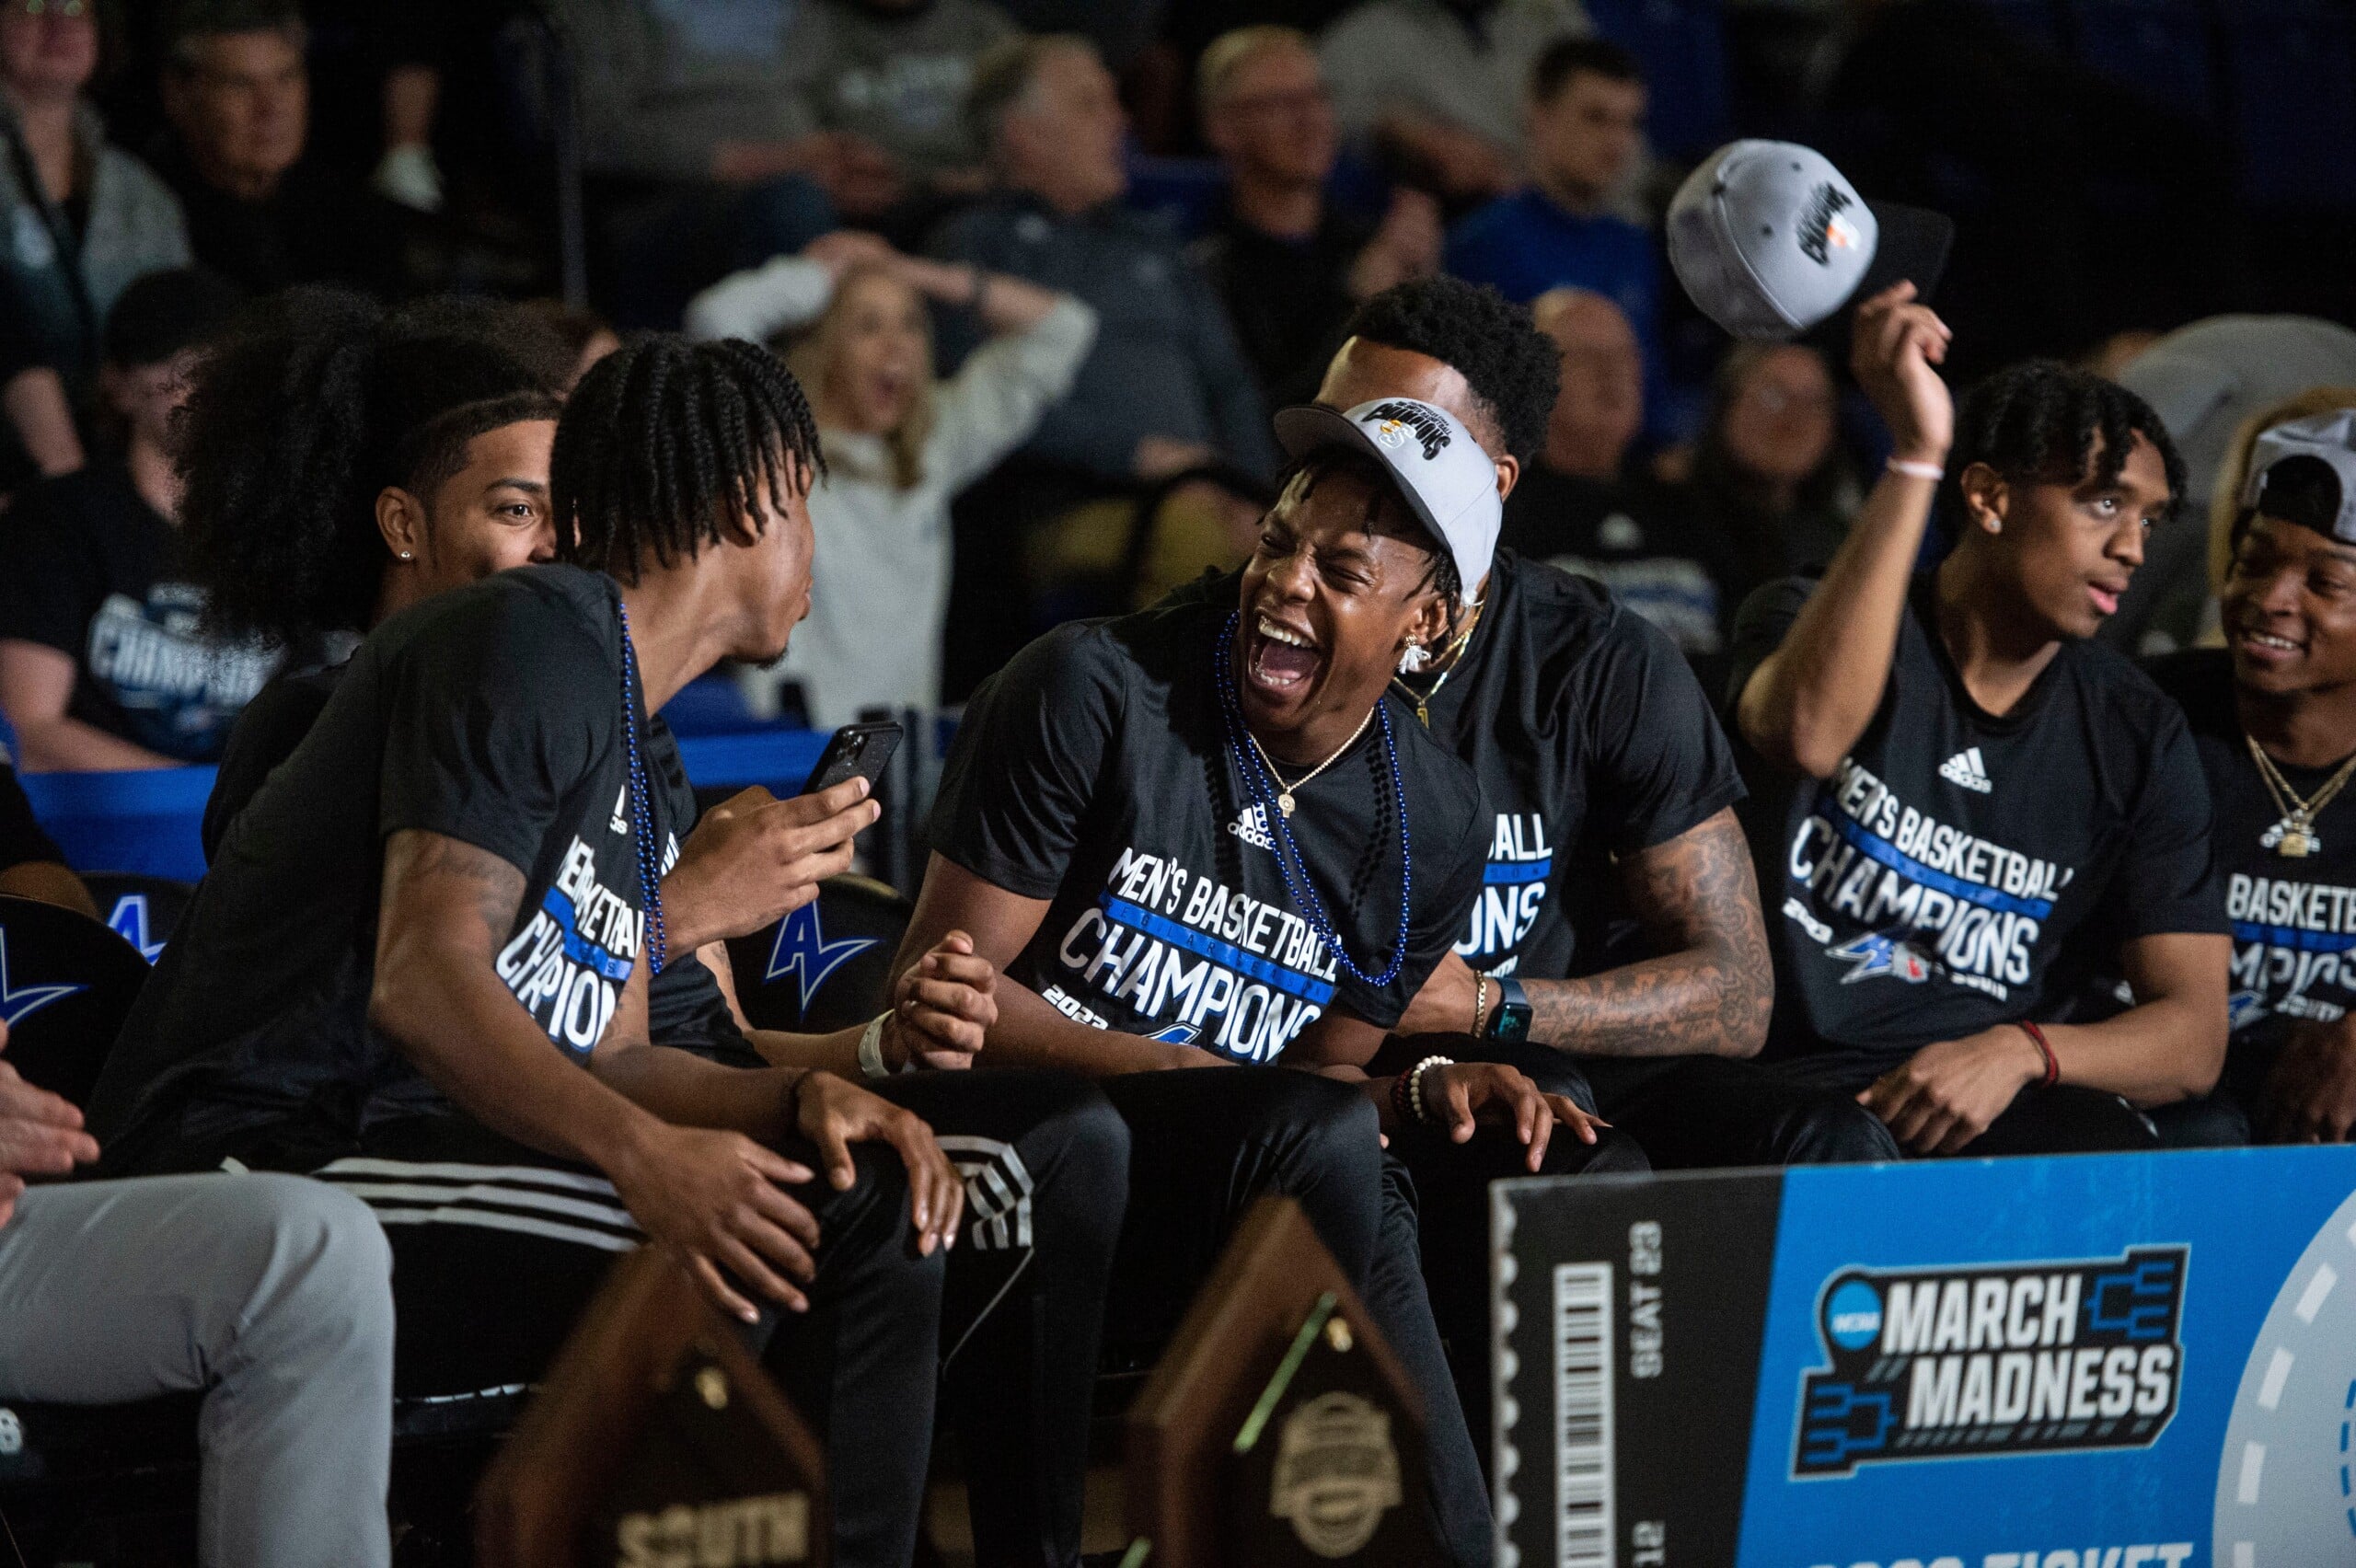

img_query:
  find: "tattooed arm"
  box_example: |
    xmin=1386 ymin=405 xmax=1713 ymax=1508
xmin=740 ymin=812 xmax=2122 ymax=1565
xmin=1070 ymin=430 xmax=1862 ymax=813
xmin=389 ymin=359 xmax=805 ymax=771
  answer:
xmin=1401 ymin=809 xmax=1773 ymax=1057
xmin=1530 ymin=809 xmax=1773 ymax=1056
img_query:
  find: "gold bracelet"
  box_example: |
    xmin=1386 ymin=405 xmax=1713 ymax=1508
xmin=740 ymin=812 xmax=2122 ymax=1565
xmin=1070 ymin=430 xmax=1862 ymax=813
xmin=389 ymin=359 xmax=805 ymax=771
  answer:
xmin=1472 ymin=973 xmax=1489 ymax=1038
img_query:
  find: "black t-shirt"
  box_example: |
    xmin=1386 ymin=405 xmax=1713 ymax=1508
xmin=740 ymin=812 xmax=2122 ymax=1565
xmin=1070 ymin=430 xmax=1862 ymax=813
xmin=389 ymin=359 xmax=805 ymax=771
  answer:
xmin=928 ymin=599 xmax=1488 ymax=1057
xmin=1729 ymin=575 xmax=2225 ymax=1061
xmin=200 ymin=659 xmax=755 ymax=1069
xmin=1499 ymin=467 xmax=1744 ymax=688
xmin=1401 ymin=551 xmax=1745 ymax=982
xmin=88 ymin=565 xmax=653 ymax=1171
xmin=152 ymin=138 xmax=408 ymax=298
xmin=0 ymin=464 xmax=281 ymax=763
xmin=1190 ymin=204 xmax=1376 ymax=412
xmin=2153 ymin=647 xmax=2356 ymax=1055
xmin=201 ymin=664 xmax=342 ymax=862
xmin=641 ymin=715 xmax=768 ymax=1065
xmin=0 ymin=755 xmax=62 ymax=871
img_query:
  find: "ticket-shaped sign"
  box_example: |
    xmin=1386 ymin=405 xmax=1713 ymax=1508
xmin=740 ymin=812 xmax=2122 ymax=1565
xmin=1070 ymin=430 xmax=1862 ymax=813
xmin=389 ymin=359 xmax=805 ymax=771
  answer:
xmin=1491 ymin=1147 xmax=2356 ymax=1568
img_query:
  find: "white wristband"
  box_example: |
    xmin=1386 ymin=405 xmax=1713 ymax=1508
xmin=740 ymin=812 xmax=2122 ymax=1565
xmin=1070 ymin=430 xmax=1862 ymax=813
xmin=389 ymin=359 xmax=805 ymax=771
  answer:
xmin=857 ymin=1014 xmax=893 ymax=1081
xmin=1886 ymin=456 xmax=1945 ymax=482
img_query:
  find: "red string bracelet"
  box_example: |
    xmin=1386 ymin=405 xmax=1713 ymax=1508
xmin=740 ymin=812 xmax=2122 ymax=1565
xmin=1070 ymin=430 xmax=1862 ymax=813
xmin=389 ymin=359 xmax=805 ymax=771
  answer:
xmin=2017 ymin=1020 xmax=2059 ymax=1088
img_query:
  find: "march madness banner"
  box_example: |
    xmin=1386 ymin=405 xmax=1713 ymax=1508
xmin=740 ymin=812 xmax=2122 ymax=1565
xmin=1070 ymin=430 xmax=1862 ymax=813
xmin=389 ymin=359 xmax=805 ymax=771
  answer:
xmin=1490 ymin=1147 xmax=2356 ymax=1568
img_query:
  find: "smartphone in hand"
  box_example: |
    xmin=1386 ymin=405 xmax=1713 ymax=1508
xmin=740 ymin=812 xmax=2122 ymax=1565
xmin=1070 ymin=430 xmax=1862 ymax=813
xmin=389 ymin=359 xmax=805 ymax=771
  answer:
xmin=800 ymin=721 xmax=903 ymax=799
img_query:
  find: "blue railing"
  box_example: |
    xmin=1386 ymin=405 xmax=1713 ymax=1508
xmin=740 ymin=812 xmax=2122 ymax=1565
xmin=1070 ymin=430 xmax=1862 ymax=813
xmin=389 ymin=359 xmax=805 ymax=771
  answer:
xmin=21 ymin=728 xmax=837 ymax=883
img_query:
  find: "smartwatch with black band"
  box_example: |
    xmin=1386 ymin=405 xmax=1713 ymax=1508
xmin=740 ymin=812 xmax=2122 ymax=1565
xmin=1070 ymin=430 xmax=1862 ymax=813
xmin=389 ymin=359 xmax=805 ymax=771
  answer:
xmin=1484 ymin=975 xmax=1532 ymax=1042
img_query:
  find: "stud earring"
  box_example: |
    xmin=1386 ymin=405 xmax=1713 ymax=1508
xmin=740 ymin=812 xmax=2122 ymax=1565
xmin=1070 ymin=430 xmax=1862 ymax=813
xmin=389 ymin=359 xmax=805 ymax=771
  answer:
xmin=398 ymin=549 xmax=415 ymax=560
xmin=1397 ymin=641 xmax=1430 ymax=674
xmin=1984 ymin=518 xmax=2002 ymax=535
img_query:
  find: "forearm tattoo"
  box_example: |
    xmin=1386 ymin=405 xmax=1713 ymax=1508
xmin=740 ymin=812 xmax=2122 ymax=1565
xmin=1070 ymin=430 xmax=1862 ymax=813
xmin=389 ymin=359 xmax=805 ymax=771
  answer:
xmin=1525 ymin=809 xmax=1776 ymax=1057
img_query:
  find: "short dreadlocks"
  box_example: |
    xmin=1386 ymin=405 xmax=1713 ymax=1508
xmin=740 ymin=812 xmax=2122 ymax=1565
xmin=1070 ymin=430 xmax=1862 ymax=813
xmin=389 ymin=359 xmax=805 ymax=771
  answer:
xmin=551 ymin=335 xmax=825 ymax=584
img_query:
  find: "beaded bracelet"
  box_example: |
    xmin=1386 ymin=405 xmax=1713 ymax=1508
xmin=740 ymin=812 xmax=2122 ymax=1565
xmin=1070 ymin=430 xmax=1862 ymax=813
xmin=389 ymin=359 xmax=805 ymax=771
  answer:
xmin=1406 ymin=1055 xmax=1455 ymax=1127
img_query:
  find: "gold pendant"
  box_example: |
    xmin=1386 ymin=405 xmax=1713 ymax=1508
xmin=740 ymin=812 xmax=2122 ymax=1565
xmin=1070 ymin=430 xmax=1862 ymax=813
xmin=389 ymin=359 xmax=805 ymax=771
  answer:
xmin=2281 ymin=827 xmax=2315 ymax=858
xmin=1276 ymin=792 xmax=1296 ymax=817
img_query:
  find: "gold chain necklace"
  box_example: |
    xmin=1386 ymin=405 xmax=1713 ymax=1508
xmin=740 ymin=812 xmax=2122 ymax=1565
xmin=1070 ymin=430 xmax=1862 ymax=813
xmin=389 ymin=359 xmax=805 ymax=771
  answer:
xmin=1244 ymin=705 xmax=1375 ymax=818
xmin=1390 ymin=611 xmax=1484 ymax=727
xmin=2246 ymin=733 xmax=2356 ymax=858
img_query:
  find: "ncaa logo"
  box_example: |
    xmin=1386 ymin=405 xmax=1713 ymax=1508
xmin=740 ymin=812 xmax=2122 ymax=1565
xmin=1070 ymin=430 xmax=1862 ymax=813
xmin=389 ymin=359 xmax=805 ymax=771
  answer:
xmin=1825 ymin=1279 xmax=1883 ymax=1351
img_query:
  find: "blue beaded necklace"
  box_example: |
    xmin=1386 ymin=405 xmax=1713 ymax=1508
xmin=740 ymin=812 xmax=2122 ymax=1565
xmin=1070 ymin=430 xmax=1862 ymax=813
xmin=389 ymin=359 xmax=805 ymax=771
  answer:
xmin=614 ymin=594 xmax=668 ymax=977
xmin=1215 ymin=611 xmax=1413 ymax=989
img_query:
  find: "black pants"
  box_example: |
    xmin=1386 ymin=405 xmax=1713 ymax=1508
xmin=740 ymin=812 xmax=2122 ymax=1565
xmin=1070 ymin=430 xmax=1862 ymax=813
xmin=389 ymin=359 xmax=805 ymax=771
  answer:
xmin=2152 ymin=1043 xmax=2269 ymax=1148
xmin=182 ymin=1113 xmax=944 ymax=1568
xmin=1096 ymin=1068 xmax=1493 ymax=1568
xmin=1767 ymin=1051 xmax=2161 ymax=1155
xmin=881 ymin=1072 xmax=1127 ymax=1568
xmin=1582 ymin=1054 xmax=1904 ymax=1168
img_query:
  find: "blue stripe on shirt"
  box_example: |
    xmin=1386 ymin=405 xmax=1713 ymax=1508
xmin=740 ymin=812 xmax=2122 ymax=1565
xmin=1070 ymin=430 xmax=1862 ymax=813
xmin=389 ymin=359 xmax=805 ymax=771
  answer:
xmin=1820 ymin=803 xmax=2055 ymax=920
xmin=541 ymin=887 xmax=636 ymax=981
xmin=1100 ymin=895 xmax=1336 ymax=1006
xmin=2234 ymin=920 xmax=2356 ymax=954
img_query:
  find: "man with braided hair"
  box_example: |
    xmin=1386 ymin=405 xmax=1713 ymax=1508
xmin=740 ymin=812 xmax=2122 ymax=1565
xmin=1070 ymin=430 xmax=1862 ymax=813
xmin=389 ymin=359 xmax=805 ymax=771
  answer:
xmin=87 ymin=333 xmax=1030 ymax=1566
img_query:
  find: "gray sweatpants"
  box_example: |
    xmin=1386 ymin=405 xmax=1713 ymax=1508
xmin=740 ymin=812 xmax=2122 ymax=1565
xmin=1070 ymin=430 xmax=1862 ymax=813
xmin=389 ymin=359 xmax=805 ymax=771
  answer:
xmin=0 ymin=1172 xmax=395 ymax=1568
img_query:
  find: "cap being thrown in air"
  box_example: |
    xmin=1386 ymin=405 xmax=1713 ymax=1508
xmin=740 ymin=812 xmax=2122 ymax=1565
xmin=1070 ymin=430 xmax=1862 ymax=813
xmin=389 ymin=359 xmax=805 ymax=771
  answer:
xmin=1668 ymin=139 xmax=1953 ymax=342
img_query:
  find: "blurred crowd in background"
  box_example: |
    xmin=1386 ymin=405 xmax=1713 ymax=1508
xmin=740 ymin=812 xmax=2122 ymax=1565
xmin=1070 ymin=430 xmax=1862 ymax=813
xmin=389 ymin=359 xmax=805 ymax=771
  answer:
xmin=2 ymin=0 xmax=2353 ymax=767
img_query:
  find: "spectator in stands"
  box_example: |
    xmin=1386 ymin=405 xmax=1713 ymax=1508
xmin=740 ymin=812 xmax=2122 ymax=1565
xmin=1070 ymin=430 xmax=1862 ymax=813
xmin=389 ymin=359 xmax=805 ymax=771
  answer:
xmin=2145 ymin=408 xmax=2356 ymax=1147
xmin=0 ymin=0 xmax=188 ymax=484
xmin=1445 ymin=38 xmax=1668 ymax=441
xmin=1732 ymin=288 xmax=2230 ymax=1157
xmin=182 ymin=299 xmax=1128 ymax=1568
xmin=1502 ymin=287 xmax=1739 ymax=681
xmin=150 ymin=0 xmax=406 ymax=297
xmin=1319 ymin=0 xmax=1587 ymax=204
xmin=560 ymin=0 xmax=1018 ymax=326
xmin=86 ymin=336 xmax=992 ymax=1568
xmin=566 ymin=0 xmax=1015 ymax=224
xmin=1687 ymin=341 xmax=1860 ymax=610
xmin=686 ymin=231 xmax=1097 ymax=727
xmin=1190 ymin=25 xmax=1441 ymax=410
xmin=0 ymin=267 xmax=272 ymax=772
xmin=0 ymin=1019 xmax=396 ymax=1566
xmin=932 ymin=34 xmax=1276 ymax=483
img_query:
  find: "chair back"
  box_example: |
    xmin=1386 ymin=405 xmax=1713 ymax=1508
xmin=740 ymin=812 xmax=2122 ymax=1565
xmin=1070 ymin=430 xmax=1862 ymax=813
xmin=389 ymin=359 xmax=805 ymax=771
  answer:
xmin=0 ymin=895 xmax=151 ymax=1108
xmin=80 ymin=874 xmax=195 ymax=965
xmin=723 ymin=876 xmax=912 ymax=1034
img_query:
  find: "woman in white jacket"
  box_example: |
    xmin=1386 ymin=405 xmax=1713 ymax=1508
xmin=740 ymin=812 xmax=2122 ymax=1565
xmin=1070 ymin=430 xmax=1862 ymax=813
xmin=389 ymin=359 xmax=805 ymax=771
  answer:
xmin=687 ymin=233 xmax=1097 ymax=725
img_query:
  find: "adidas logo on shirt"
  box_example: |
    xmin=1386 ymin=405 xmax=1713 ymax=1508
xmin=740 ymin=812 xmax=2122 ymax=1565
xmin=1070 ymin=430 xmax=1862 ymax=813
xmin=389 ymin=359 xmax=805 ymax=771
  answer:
xmin=1227 ymin=804 xmax=1277 ymax=851
xmin=1939 ymin=746 xmax=1993 ymax=794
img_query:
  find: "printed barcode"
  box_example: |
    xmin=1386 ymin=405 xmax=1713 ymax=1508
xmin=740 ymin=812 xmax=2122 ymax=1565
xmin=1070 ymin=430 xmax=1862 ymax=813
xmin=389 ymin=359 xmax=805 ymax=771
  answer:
xmin=1554 ymin=1262 xmax=1615 ymax=1568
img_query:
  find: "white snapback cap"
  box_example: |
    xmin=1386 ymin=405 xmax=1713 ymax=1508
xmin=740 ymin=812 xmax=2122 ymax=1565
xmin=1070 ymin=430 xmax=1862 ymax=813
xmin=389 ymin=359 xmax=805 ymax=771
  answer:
xmin=2246 ymin=409 xmax=2356 ymax=543
xmin=1273 ymin=398 xmax=1499 ymax=604
xmin=1669 ymin=139 xmax=1952 ymax=341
